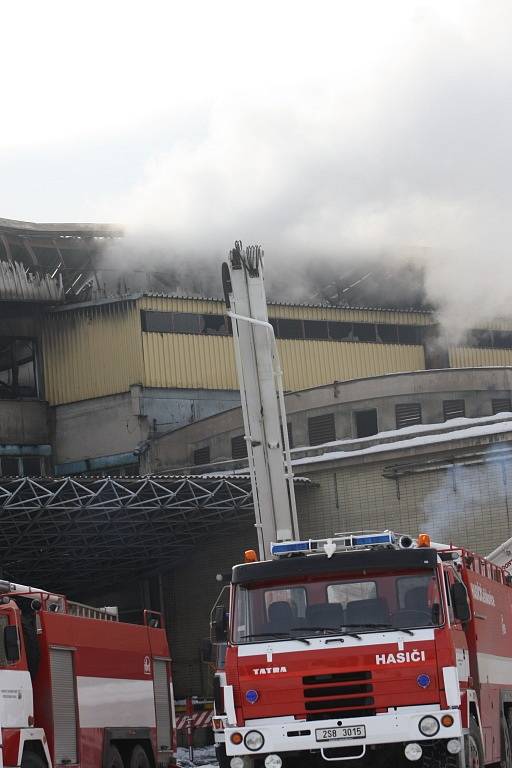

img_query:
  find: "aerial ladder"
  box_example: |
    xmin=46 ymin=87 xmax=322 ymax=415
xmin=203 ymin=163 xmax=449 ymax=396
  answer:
xmin=222 ymin=241 xmax=299 ymax=559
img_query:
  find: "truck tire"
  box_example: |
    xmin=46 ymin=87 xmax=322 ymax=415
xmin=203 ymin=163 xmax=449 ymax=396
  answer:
xmin=465 ymin=716 xmax=484 ymax=768
xmin=106 ymin=746 xmax=124 ymax=768
xmin=21 ymin=751 xmax=46 ymax=768
xmin=129 ymin=745 xmax=150 ymax=768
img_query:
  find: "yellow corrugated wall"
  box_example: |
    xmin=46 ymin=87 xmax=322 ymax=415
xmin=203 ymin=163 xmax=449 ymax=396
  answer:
xmin=449 ymin=346 xmax=512 ymax=368
xmin=278 ymin=340 xmax=425 ymax=390
xmin=42 ymin=301 xmax=143 ymax=405
xmin=142 ymin=332 xmax=425 ymax=391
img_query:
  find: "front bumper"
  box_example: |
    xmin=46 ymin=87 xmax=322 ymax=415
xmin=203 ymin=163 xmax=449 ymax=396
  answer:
xmin=225 ymin=709 xmax=462 ymax=756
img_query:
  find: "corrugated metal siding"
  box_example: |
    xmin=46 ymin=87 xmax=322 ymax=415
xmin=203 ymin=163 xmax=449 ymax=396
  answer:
xmin=449 ymin=346 xmax=512 ymax=368
xmin=278 ymin=340 xmax=426 ymax=391
xmin=50 ymin=648 xmax=78 ymax=765
xmin=142 ymin=331 xmax=426 ymax=391
xmin=42 ymin=302 xmax=143 ymax=405
xmin=142 ymin=333 xmax=237 ymax=389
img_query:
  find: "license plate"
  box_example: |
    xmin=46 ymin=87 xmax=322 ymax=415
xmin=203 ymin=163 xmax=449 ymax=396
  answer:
xmin=315 ymin=725 xmax=366 ymax=742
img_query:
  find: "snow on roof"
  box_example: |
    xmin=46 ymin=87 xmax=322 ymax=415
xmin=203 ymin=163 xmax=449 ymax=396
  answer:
xmin=292 ymin=413 xmax=512 ymax=467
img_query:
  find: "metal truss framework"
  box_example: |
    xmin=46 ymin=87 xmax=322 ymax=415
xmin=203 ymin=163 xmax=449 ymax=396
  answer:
xmin=0 ymin=475 xmax=257 ymax=595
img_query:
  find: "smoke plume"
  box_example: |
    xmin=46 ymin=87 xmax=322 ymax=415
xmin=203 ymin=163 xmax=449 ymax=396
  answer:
xmin=94 ymin=0 xmax=512 ymax=338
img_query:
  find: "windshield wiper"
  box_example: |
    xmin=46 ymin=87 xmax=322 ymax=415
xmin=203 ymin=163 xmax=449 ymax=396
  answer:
xmin=240 ymin=632 xmax=310 ymax=645
xmin=344 ymin=623 xmax=414 ymax=636
xmin=290 ymin=626 xmax=362 ymax=641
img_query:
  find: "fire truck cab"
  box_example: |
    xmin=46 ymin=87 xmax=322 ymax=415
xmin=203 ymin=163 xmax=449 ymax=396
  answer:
xmin=0 ymin=582 xmax=176 ymax=768
xmin=213 ymin=531 xmax=512 ymax=767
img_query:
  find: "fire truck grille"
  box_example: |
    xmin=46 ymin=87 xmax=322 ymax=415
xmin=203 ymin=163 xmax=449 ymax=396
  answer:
xmin=303 ymin=671 xmax=375 ymax=721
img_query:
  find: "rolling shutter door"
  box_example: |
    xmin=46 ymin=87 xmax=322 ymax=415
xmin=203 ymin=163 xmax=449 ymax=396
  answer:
xmin=493 ymin=398 xmax=512 ymax=415
xmin=50 ymin=648 xmax=78 ymax=765
xmin=153 ymin=660 xmax=172 ymax=751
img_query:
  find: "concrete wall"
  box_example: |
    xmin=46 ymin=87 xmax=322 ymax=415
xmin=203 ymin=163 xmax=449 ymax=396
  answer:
xmin=53 ymin=386 xmax=240 ymax=471
xmin=148 ymin=367 xmax=512 ymax=471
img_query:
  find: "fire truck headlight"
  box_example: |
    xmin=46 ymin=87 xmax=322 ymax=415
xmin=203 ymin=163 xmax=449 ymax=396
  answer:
xmin=447 ymin=738 xmax=462 ymax=755
xmin=229 ymin=759 xmax=245 ymax=768
xmin=244 ymin=730 xmax=265 ymax=751
xmin=419 ymin=716 xmax=440 ymax=737
xmin=404 ymin=743 xmax=423 ymax=761
xmin=264 ymin=755 xmax=283 ymax=768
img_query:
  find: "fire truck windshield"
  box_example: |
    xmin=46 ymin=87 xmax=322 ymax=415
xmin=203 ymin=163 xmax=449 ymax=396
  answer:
xmin=232 ymin=569 xmax=442 ymax=644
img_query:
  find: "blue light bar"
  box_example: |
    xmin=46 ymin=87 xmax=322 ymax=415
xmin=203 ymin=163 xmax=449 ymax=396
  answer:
xmin=353 ymin=533 xmax=395 ymax=546
xmin=271 ymin=541 xmax=311 ymax=555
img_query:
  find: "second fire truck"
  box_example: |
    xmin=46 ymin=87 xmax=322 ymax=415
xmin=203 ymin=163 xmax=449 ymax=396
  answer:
xmin=0 ymin=580 xmax=176 ymax=768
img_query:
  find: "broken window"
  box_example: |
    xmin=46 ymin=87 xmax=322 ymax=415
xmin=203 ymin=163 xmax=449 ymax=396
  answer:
xmin=329 ymin=322 xmax=353 ymax=341
xmin=0 ymin=338 xmax=37 ymax=399
xmin=172 ymin=312 xmax=200 ymax=334
xmin=397 ymin=326 xmax=421 ymax=345
xmin=199 ymin=314 xmax=229 ymax=335
xmin=355 ymin=409 xmax=378 ymax=438
xmin=141 ymin=311 xmax=173 ymax=332
xmin=376 ymin=324 xmax=399 ymax=344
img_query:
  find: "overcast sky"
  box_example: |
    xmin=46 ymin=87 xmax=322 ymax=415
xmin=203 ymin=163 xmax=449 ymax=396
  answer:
xmin=2 ymin=1 xmax=512 ymax=330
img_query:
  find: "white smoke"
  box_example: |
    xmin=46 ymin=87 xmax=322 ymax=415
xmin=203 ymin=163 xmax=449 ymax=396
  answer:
xmin=104 ymin=0 xmax=512 ymax=337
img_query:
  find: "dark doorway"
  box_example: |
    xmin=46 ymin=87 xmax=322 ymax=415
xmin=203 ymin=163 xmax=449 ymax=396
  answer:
xmin=355 ymin=409 xmax=378 ymax=438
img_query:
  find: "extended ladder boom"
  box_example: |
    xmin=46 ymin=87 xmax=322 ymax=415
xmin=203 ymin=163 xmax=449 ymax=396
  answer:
xmin=223 ymin=242 xmax=299 ymax=559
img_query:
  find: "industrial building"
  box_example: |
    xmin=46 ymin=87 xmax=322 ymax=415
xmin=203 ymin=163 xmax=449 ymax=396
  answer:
xmin=4 ymin=217 xmax=512 ymax=697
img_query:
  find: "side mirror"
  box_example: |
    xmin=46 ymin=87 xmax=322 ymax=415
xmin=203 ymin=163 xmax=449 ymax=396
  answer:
xmin=213 ymin=605 xmax=228 ymax=642
xmin=451 ymin=582 xmax=471 ymax=623
xmin=4 ymin=626 xmax=20 ymax=663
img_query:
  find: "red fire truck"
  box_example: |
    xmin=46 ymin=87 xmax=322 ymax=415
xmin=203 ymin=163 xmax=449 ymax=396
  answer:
xmin=0 ymin=580 xmax=176 ymax=768
xmin=212 ymin=531 xmax=512 ymax=768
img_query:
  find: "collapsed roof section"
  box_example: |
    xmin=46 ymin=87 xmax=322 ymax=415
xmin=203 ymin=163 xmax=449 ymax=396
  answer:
xmin=0 ymin=218 xmax=122 ymax=303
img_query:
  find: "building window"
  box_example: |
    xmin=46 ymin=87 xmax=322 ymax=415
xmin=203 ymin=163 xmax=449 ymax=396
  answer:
xmin=443 ymin=399 xmax=466 ymax=421
xmin=304 ymin=320 xmax=329 ymax=340
xmin=465 ymin=329 xmax=512 ymax=350
xmin=231 ymin=435 xmax=248 ymax=459
xmin=193 ymin=446 xmax=211 ymax=466
xmin=141 ymin=310 xmax=229 ymax=335
xmin=0 ymin=338 xmax=37 ymax=399
xmin=0 ymin=456 xmax=44 ymax=476
xmin=376 ymin=324 xmax=399 ymax=344
xmin=276 ymin=319 xmax=304 ymax=339
xmin=355 ymin=409 xmax=378 ymax=438
xmin=308 ymin=413 xmax=336 ymax=446
xmin=395 ymin=403 xmax=422 ymax=430
xmin=492 ymin=398 xmax=512 ymax=415
xmin=329 ymin=322 xmax=353 ymax=341
xmin=352 ymin=323 xmax=377 ymax=343
xmin=397 ymin=326 xmax=421 ymax=345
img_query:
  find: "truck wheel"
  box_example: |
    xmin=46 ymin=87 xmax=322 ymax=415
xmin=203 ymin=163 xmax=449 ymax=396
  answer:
xmin=465 ymin=717 xmax=484 ymax=768
xmin=129 ymin=745 xmax=150 ymax=768
xmin=106 ymin=746 xmax=124 ymax=768
xmin=21 ymin=752 xmax=46 ymax=768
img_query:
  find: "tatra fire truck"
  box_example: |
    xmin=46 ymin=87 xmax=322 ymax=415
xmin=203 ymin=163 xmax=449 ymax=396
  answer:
xmin=213 ymin=244 xmax=512 ymax=766
xmin=213 ymin=530 xmax=512 ymax=767
xmin=0 ymin=580 xmax=176 ymax=768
